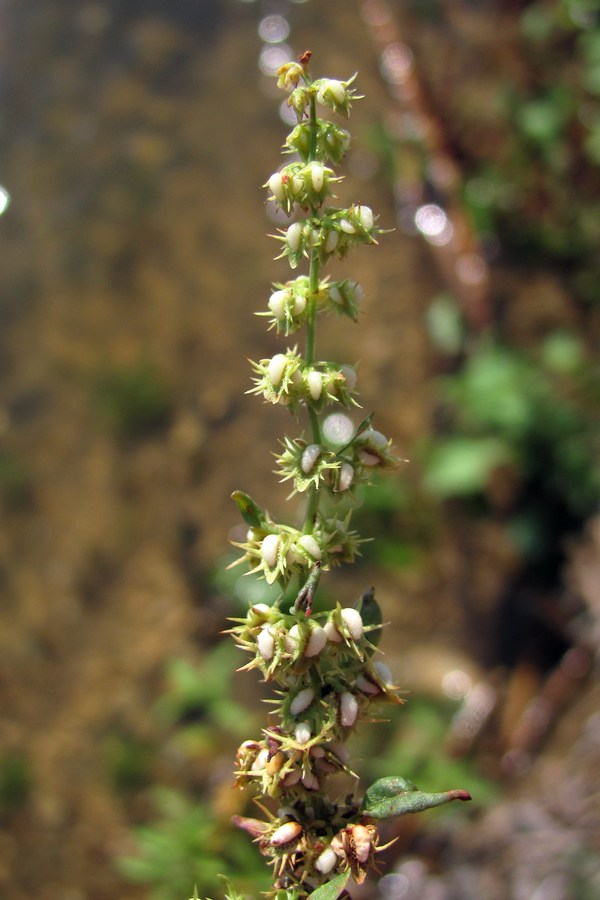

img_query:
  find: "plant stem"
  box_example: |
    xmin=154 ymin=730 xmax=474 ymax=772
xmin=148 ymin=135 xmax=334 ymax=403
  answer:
xmin=304 ymin=88 xmax=322 ymax=534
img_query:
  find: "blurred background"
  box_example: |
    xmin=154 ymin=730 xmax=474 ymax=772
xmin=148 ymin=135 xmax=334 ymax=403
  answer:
xmin=1 ymin=0 xmax=599 ymax=897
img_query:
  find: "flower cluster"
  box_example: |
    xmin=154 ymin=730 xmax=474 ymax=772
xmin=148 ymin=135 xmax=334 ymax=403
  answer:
xmin=228 ymin=52 xmax=470 ymax=900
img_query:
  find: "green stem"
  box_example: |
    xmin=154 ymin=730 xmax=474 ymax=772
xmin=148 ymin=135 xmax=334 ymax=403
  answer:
xmin=304 ymin=88 xmax=322 ymax=534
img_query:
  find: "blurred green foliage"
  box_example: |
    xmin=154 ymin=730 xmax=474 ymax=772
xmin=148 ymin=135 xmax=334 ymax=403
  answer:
xmin=0 ymin=752 xmax=31 ymax=815
xmin=424 ymin=334 xmax=600 ymax=571
xmin=118 ymin=787 xmax=268 ymax=900
xmin=94 ymin=360 xmax=173 ymax=438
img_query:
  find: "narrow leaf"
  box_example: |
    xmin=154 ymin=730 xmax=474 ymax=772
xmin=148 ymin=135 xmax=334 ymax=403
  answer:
xmin=308 ymin=872 xmax=351 ymax=900
xmin=362 ymin=776 xmax=471 ymax=819
xmin=231 ymin=490 xmax=267 ymax=528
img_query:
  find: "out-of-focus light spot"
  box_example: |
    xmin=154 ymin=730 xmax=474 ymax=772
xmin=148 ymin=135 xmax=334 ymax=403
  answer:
xmin=442 ymin=668 xmax=472 ymax=701
xmin=0 ymin=187 xmax=11 ymax=215
xmin=379 ymin=873 xmax=409 ymax=898
xmin=426 ymin=155 xmax=457 ymax=191
xmin=362 ymin=0 xmax=393 ymax=27
xmin=380 ymin=42 xmax=413 ymax=85
xmin=501 ymin=747 xmax=531 ymax=778
xmin=414 ymin=203 xmax=453 ymax=245
xmin=455 ymin=253 xmax=487 ymax=286
xmin=465 ymin=176 xmax=496 ymax=206
xmin=259 ymin=43 xmax=291 ymax=76
xmin=278 ymin=98 xmax=298 ymax=126
xmin=258 ymin=14 xmax=290 ymax=44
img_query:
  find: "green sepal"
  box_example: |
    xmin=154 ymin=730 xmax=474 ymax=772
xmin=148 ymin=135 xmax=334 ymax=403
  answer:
xmin=231 ymin=490 xmax=268 ymax=529
xmin=307 ymin=872 xmax=351 ymax=900
xmin=361 ymin=776 xmax=471 ymax=819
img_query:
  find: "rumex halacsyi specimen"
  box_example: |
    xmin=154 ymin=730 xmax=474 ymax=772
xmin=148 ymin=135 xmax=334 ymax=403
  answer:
xmin=227 ymin=52 xmax=470 ymax=900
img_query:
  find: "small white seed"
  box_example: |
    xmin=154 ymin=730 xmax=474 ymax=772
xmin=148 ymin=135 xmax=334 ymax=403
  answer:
xmin=338 ymin=462 xmax=354 ymax=492
xmin=268 ymin=172 xmax=285 ymax=201
xmin=341 ymin=607 xmax=364 ymax=641
xmin=355 ymin=673 xmax=380 ymax=695
xmin=292 ymin=292 xmax=306 ymax=315
xmin=290 ymin=687 xmax=315 ymax=716
xmin=251 ymin=747 xmax=270 ymax=771
xmin=323 ymin=619 xmax=343 ymax=643
xmin=257 ymin=627 xmax=275 ymax=661
xmin=268 ymin=353 xmax=287 ymax=387
xmin=271 ymin=821 xmax=302 ymax=847
xmin=340 ymin=691 xmax=359 ymax=727
xmin=359 ymin=449 xmax=381 ymax=467
xmin=281 ymin=767 xmax=302 ymax=786
xmin=285 ymin=623 xmax=302 ymax=654
xmin=315 ymin=847 xmax=338 ymax=875
xmin=311 ymin=163 xmax=324 ymax=192
xmin=301 ymin=443 xmax=321 ymax=474
xmin=307 ymin=370 xmax=323 ymax=401
xmin=328 ymin=284 xmax=342 ymax=305
xmin=340 ymin=365 xmax=357 ymax=392
xmin=297 ymin=534 xmax=322 ymax=560
xmin=304 ymin=623 xmax=327 ymax=657
xmin=357 ymin=205 xmax=374 ymax=231
xmin=286 ymin=221 xmax=303 ymax=251
xmin=294 ymin=721 xmax=311 ymax=745
xmin=261 ymin=533 xmax=280 ymax=568
xmin=302 ymin=771 xmax=319 ymax=791
xmin=251 ymin=603 xmax=271 ymax=616
xmin=324 ymin=229 xmax=339 ymax=253
xmin=268 ymin=289 xmax=287 ymax=318
xmin=348 ymin=281 xmax=364 ymax=303
xmin=365 ymin=428 xmax=388 ymax=449
xmin=327 ymin=79 xmax=346 ymax=104
xmin=340 ymin=218 xmax=356 ymax=234
xmin=373 ymin=661 xmax=393 ymax=684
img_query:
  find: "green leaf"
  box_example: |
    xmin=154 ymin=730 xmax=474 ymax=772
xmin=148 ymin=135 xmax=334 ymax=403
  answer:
xmin=361 ymin=776 xmax=471 ymax=819
xmin=231 ymin=490 xmax=268 ymax=529
xmin=308 ymin=872 xmax=351 ymax=900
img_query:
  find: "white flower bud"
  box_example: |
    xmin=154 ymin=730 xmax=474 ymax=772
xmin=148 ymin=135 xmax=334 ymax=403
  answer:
xmin=307 ymin=370 xmax=323 ymax=401
xmin=328 ymin=284 xmax=342 ymax=304
xmin=268 ymin=289 xmax=287 ymax=318
xmin=286 ymin=221 xmax=303 ymax=251
xmin=315 ymin=847 xmax=338 ymax=875
xmin=271 ymin=821 xmax=302 ymax=846
xmin=261 ymin=533 xmax=280 ymax=568
xmin=297 ymin=534 xmax=322 ymax=560
xmin=340 ymin=691 xmax=359 ymax=727
xmin=290 ymin=687 xmax=315 ymax=715
xmin=257 ymin=627 xmax=275 ymax=661
xmin=324 ymin=229 xmax=339 ymax=252
xmin=338 ymin=462 xmax=354 ymax=491
xmin=340 ymin=218 xmax=356 ymax=234
xmin=310 ymin=163 xmax=325 ymax=192
xmin=324 ymin=619 xmax=343 ymax=643
xmin=374 ymin=661 xmax=393 ymax=684
xmin=268 ymin=172 xmax=285 ymax=202
xmin=357 ymin=205 xmax=374 ymax=230
xmin=301 ymin=443 xmax=321 ymax=474
xmin=294 ymin=721 xmax=311 ymax=745
xmin=304 ymin=623 xmax=327 ymax=657
xmin=341 ymin=607 xmax=364 ymax=641
xmin=268 ymin=353 xmax=287 ymax=387
xmin=250 ymin=603 xmax=271 ymax=617
xmin=318 ymin=79 xmax=346 ymax=105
